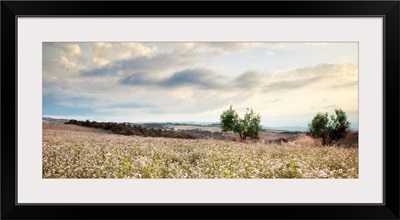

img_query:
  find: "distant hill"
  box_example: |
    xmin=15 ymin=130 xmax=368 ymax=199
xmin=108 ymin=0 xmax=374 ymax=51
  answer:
xmin=263 ymin=126 xmax=308 ymax=132
xmin=137 ymin=121 xmax=220 ymax=126
xmin=42 ymin=117 xmax=70 ymax=124
xmin=42 ymin=117 xmax=310 ymax=132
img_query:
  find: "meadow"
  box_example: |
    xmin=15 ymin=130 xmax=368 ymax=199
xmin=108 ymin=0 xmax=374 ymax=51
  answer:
xmin=42 ymin=124 xmax=358 ymax=179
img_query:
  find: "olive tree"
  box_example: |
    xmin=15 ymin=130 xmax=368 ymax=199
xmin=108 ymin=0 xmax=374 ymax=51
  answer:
xmin=220 ymin=105 xmax=262 ymax=140
xmin=308 ymin=108 xmax=351 ymax=145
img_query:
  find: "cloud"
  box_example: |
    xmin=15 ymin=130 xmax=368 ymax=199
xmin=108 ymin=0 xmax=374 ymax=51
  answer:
xmin=173 ymin=42 xmax=252 ymax=54
xmin=43 ymin=43 xmax=84 ymax=81
xmin=92 ymin=57 xmax=110 ymax=66
xmin=173 ymin=43 xmax=198 ymax=54
xmin=233 ymin=71 xmax=264 ymax=88
xmin=204 ymin=43 xmax=251 ymax=52
xmin=64 ymin=43 xmax=81 ymax=56
xmin=59 ymin=56 xmax=76 ymax=68
xmin=203 ymin=42 xmax=287 ymax=52
xmin=160 ymin=68 xmax=227 ymax=89
xmin=81 ymin=42 xmax=297 ymax=78
xmin=90 ymin=43 xmax=112 ymax=66
xmin=119 ymin=72 xmax=156 ymax=85
xmin=81 ymin=52 xmax=192 ymax=77
xmin=121 ymin=68 xmax=228 ymax=90
xmin=115 ymin=43 xmax=155 ymax=59
xmin=275 ymin=63 xmax=358 ymax=79
xmin=115 ymin=53 xmax=190 ymax=73
xmin=170 ymin=42 xmax=272 ymax=56
xmin=120 ymin=68 xmax=267 ymax=91
xmin=263 ymin=76 xmax=324 ymax=93
xmin=119 ymin=62 xmax=357 ymax=94
xmin=263 ymin=62 xmax=358 ymax=93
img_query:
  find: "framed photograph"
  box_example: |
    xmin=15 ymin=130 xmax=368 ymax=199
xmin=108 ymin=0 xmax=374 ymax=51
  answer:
xmin=1 ymin=1 xmax=399 ymax=219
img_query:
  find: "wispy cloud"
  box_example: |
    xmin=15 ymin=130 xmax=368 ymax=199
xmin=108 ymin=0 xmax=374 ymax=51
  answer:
xmin=121 ymin=68 xmax=264 ymax=91
xmin=120 ymin=68 xmax=228 ymax=90
xmin=119 ymin=72 xmax=157 ymax=85
xmin=263 ymin=76 xmax=324 ymax=93
xmin=263 ymin=62 xmax=357 ymax=93
xmin=81 ymin=52 xmax=192 ymax=77
xmin=159 ymin=68 xmax=227 ymax=89
xmin=332 ymin=81 xmax=358 ymax=88
xmin=233 ymin=71 xmax=264 ymax=89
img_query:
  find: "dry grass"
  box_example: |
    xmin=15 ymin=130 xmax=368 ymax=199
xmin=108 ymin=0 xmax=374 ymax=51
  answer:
xmin=289 ymin=134 xmax=323 ymax=147
xmin=43 ymin=124 xmax=358 ymax=179
xmin=43 ymin=123 xmax=112 ymax=134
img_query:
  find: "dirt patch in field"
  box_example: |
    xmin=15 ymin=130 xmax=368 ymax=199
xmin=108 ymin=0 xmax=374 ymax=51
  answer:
xmin=43 ymin=123 xmax=112 ymax=134
xmin=167 ymin=125 xmax=222 ymax=133
xmin=337 ymin=131 xmax=358 ymax=146
xmin=167 ymin=125 xmax=303 ymax=141
xmin=259 ymin=131 xmax=302 ymax=141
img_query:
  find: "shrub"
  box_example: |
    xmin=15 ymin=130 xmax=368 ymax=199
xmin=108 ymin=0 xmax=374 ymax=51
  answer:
xmin=65 ymin=119 xmax=198 ymax=139
xmin=308 ymin=108 xmax=351 ymax=145
xmin=220 ymin=105 xmax=262 ymax=140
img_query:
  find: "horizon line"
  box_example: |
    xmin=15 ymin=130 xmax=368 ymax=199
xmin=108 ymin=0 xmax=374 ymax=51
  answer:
xmin=42 ymin=116 xmax=359 ymax=130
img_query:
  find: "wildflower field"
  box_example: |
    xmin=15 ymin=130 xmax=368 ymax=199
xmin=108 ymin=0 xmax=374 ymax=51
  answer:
xmin=42 ymin=124 xmax=358 ymax=179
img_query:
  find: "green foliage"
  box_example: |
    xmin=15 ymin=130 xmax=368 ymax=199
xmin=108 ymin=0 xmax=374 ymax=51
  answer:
xmin=309 ymin=113 xmax=330 ymax=144
xmin=329 ymin=109 xmax=351 ymax=142
xmin=308 ymin=108 xmax=351 ymax=145
xmin=220 ymin=105 xmax=262 ymax=140
xmin=241 ymin=108 xmax=262 ymax=139
xmin=220 ymin=105 xmax=240 ymax=133
xmin=276 ymin=159 xmax=302 ymax=178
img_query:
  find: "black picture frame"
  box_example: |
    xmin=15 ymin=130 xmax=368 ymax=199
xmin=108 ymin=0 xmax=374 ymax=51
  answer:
xmin=1 ymin=1 xmax=399 ymax=219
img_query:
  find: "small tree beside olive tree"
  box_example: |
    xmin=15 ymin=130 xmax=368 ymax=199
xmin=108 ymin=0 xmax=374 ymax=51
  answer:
xmin=308 ymin=108 xmax=351 ymax=145
xmin=220 ymin=105 xmax=262 ymax=140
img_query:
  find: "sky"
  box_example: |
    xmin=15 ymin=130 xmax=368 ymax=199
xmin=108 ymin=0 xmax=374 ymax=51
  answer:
xmin=43 ymin=42 xmax=358 ymax=129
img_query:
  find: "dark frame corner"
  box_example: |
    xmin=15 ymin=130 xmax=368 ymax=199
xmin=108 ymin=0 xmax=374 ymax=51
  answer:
xmin=1 ymin=1 xmax=399 ymax=219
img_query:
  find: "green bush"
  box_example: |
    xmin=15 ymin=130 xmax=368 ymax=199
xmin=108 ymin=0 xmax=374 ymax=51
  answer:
xmin=220 ymin=105 xmax=262 ymax=140
xmin=65 ymin=119 xmax=198 ymax=139
xmin=308 ymin=108 xmax=351 ymax=145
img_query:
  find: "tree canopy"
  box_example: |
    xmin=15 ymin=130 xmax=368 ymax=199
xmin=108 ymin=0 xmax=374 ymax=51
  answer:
xmin=220 ymin=105 xmax=262 ymax=140
xmin=308 ymin=108 xmax=351 ymax=145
